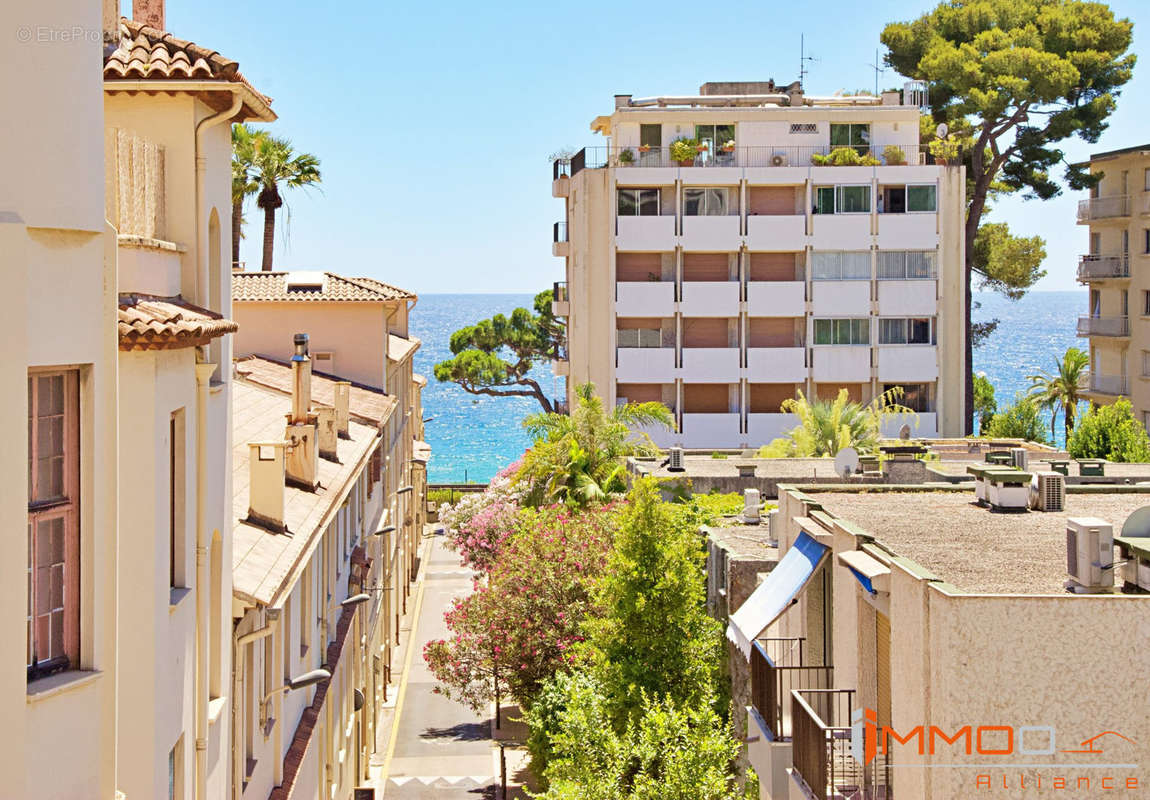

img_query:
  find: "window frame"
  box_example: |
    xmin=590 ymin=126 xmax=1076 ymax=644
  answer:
xmin=617 ymin=187 xmax=660 ymax=217
xmin=813 ymin=317 xmax=870 ymax=346
xmin=684 ymin=186 xmax=734 ymax=217
xmin=905 ymin=184 xmax=937 ymax=213
xmin=829 ymin=123 xmax=871 ymax=151
xmin=879 ymin=317 xmax=935 ymax=346
xmin=877 ymin=250 xmax=936 ymax=280
xmin=27 ymin=368 xmax=81 ymax=682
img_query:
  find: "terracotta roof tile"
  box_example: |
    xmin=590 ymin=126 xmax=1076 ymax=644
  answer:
xmin=118 ymin=294 xmax=237 ymax=351
xmin=104 ymin=18 xmax=273 ymax=120
xmin=233 ymin=356 xmax=396 ymax=426
xmin=231 ymin=271 xmax=415 ymax=303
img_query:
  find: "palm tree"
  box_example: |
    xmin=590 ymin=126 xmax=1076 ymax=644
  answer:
xmin=759 ymin=388 xmax=915 ymax=457
xmin=251 ymin=135 xmax=321 ymax=271
xmin=1026 ymin=347 xmax=1089 ymax=437
xmin=231 ymin=124 xmax=263 ymax=268
xmin=518 ymin=383 xmax=675 ymax=506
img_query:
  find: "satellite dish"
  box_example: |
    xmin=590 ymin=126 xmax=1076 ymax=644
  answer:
xmin=935 ymin=122 xmax=949 ymax=139
xmin=834 ymin=447 xmax=860 ymax=479
xmin=1121 ymin=506 xmax=1150 ymax=538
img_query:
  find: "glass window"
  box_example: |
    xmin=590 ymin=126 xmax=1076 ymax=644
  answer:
xmin=908 ymin=317 xmax=932 ymax=344
xmin=836 ymin=185 xmax=870 ymax=213
xmin=618 ymin=189 xmax=636 ymax=217
xmin=1144 ymin=291 xmax=1150 ymax=317
xmin=829 ymin=123 xmax=871 ymax=149
xmin=814 ymin=318 xmax=868 ymax=345
xmin=814 ymin=186 xmax=835 ymax=215
xmin=884 ymin=383 xmax=932 ymax=412
xmin=880 ymin=318 xmax=933 ymax=344
xmin=812 ymin=251 xmax=870 ymax=280
xmin=814 ymin=319 xmax=832 ymax=345
xmin=907 ymin=185 xmax=937 ymax=212
xmin=684 ymin=187 xmax=731 ymax=216
xmin=877 ymin=250 xmax=936 ymax=280
xmin=617 ymin=188 xmax=660 ymax=217
xmin=880 ymin=318 xmax=906 ymax=344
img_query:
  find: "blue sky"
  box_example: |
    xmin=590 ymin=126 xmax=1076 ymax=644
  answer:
xmin=149 ymin=0 xmax=1146 ymax=294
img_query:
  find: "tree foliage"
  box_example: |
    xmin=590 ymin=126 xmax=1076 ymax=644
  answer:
xmin=1067 ymin=399 xmax=1150 ymax=462
xmin=985 ymin=393 xmax=1049 ymax=444
xmin=883 ymin=0 xmax=1135 ymax=428
xmin=516 ymin=384 xmax=674 ymax=507
xmin=249 ymin=133 xmax=321 ymax=271
xmin=1026 ymin=347 xmax=1088 ymax=435
xmin=434 ymin=291 xmax=565 ymax=412
xmin=757 ymin=387 xmax=914 ymax=457
xmin=973 ymin=373 xmax=997 ymax=432
xmin=231 ymin=123 xmax=264 ymax=266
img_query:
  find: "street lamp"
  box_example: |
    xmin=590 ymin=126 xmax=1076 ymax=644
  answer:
xmin=261 ymin=668 xmax=331 ymax=725
xmin=374 ymin=525 xmax=396 ymax=537
xmin=396 ymin=485 xmax=413 ymax=495
xmin=340 ymin=592 xmax=370 ymax=608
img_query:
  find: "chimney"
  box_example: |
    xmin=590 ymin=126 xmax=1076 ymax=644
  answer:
xmin=333 ymin=381 xmax=351 ymax=439
xmin=285 ymin=333 xmax=318 ymax=489
xmin=315 ymin=406 xmax=338 ymax=461
xmin=247 ymin=442 xmax=287 ymax=532
xmin=614 ymin=94 xmax=632 ymax=109
xmin=134 ymin=0 xmax=164 ymax=29
xmin=102 ymin=0 xmax=121 ymax=57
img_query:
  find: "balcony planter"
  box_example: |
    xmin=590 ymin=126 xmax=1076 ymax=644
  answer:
xmin=638 ymin=145 xmax=651 ymax=153
xmin=882 ymin=144 xmax=906 ymax=165
xmin=618 ymin=148 xmax=635 ymax=166
xmin=670 ymin=137 xmax=698 ymax=167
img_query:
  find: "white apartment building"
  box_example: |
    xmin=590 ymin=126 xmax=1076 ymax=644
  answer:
xmin=553 ymin=80 xmax=966 ymax=448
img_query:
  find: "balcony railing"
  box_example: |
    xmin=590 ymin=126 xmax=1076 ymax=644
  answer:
xmin=570 ymin=143 xmax=935 ymax=171
xmin=1077 ymin=315 xmax=1129 ymax=337
xmin=553 ymin=158 xmax=571 ymax=180
xmin=792 ymin=688 xmax=891 ymax=800
xmin=553 ymin=221 xmax=568 ymax=243
xmin=553 ymin=280 xmax=568 ymax=303
xmin=1077 ymin=253 xmax=1129 ymax=281
xmin=750 ymin=639 xmax=832 ymax=741
xmin=1078 ymin=195 xmax=1130 ymax=222
xmin=1088 ymin=372 xmax=1128 ymax=395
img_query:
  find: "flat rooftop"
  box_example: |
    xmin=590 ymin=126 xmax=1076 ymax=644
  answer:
xmin=809 ymin=489 xmax=1150 ymax=594
xmin=640 ymin=456 xmax=846 ymax=480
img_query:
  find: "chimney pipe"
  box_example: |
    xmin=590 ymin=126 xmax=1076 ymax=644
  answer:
xmin=285 ymin=333 xmax=319 ymax=489
xmin=247 ymin=442 xmax=287 ymax=532
xmin=316 ymin=406 xmax=338 ymax=462
xmin=102 ymin=0 xmax=121 ymax=57
xmin=133 ymin=0 xmax=164 ymax=29
xmin=291 ymin=333 xmax=312 ymax=423
xmin=333 ymin=382 xmax=351 ymax=439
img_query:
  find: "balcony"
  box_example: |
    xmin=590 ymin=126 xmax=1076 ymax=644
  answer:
xmin=876 ymin=213 xmax=937 ymax=249
xmin=747 ymin=281 xmax=805 ymax=316
xmin=746 ymin=413 xmax=799 ymax=444
xmin=811 ymin=281 xmax=871 ymax=316
xmin=617 ymin=346 xmax=675 ymax=382
xmin=617 ymin=215 xmax=676 ymax=250
xmin=1077 ymin=254 xmax=1129 ymax=281
xmin=576 ymin=144 xmax=929 ymax=173
xmin=1078 ymin=195 xmax=1130 ymax=223
xmin=679 ymin=412 xmax=741 ymax=448
xmin=552 ymin=158 xmax=570 ymax=197
xmin=681 ymin=215 xmax=740 ymax=249
xmin=552 ymin=221 xmax=569 ymax=257
xmin=681 ymin=347 xmax=741 ymax=381
xmin=746 ymin=347 xmax=806 ymax=382
xmin=746 ymin=214 xmax=807 ymax=248
xmin=876 ymin=280 xmax=936 ymax=316
xmin=616 ymin=281 xmax=675 ymax=317
xmin=812 ymin=346 xmax=871 ymax=382
xmin=1077 ymin=315 xmax=1130 ymax=338
xmin=679 ymin=281 xmax=740 ymax=317
xmin=876 ymin=346 xmax=938 ymax=382
xmin=751 ymin=639 xmax=832 ymax=741
xmin=551 ymin=281 xmax=569 ymax=317
xmin=791 ymin=688 xmax=890 ymax=800
xmin=1087 ymin=372 xmax=1128 ymax=396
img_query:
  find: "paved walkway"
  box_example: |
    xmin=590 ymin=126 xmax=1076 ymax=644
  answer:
xmin=372 ymin=532 xmax=498 ymax=798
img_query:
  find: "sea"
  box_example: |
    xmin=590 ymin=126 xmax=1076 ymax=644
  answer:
xmin=412 ymin=290 xmax=1086 ymax=483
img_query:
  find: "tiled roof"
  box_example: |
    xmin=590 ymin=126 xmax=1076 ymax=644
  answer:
xmin=234 ymin=356 xmax=396 ymax=426
xmin=231 ymin=380 xmax=381 ymax=606
xmin=232 ymin=271 xmax=415 ymax=303
xmin=388 ymin=334 xmax=421 ymax=365
xmin=104 ymin=19 xmax=274 ymax=121
xmin=118 ymin=294 xmax=237 ymax=351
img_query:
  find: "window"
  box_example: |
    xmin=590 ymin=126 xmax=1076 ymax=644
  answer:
xmin=168 ymin=736 xmax=183 ymax=800
xmin=829 ymin=123 xmax=871 ymax=152
xmin=617 ymin=188 xmax=660 ymax=216
xmin=695 ymin=124 xmax=736 ymax=164
xmin=1090 ymin=289 xmax=1101 ymax=316
xmin=877 ymin=250 xmax=936 ymax=279
xmin=684 ymin=187 xmax=732 ymax=216
xmin=790 ymin=123 xmax=818 ymax=134
xmin=1122 ymin=289 xmax=1129 ymax=317
xmin=639 ymin=124 xmax=661 ymax=148
xmin=617 ymin=328 xmax=663 ymax=348
xmin=812 ymin=251 xmax=870 ymax=280
xmin=906 ymin=185 xmax=937 ymax=212
xmin=814 ymin=318 xmax=870 ymax=345
xmin=313 ymin=351 xmax=334 ymax=374
xmin=27 ymin=369 xmax=80 ymax=680
xmin=1144 ymin=229 xmax=1150 ymax=254
xmin=814 ymin=185 xmax=870 ymax=214
xmin=299 ymin=564 xmax=311 ymax=656
xmin=1144 ymin=167 xmax=1150 ymax=192
xmin=879 ymin=317 xmax=935 ymax=345
xmin=884 ymin=383 xmax=933 ymax=412
xmin=1143 ymin=351 xmax=1150 ymax=378
xmin=169 ymin=409 xmax=186 ymax=590
xmin=1144 ymin=292 xmax=1150 ymax=317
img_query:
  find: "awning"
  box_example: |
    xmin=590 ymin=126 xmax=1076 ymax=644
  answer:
xmin=838 ymin=550 xmax=891 ymax=595
xmin=726 ymin=530 xmax=830 ymax=660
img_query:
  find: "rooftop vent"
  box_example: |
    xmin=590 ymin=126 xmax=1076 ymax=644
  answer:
xmin=285 ymin=271 xmax=326 ymax=293
xmin=285 ymin=333 xmax=318 ymax=489
xmin=333 ymin=381 xmax=351 ymax=439
xmin=247 ymin=442 xmax=287 ymax=532
xmin=1066 ymin=517 xmax=1114 ymax=593
xmin=315 ymin=406 xmax=338 ymax=462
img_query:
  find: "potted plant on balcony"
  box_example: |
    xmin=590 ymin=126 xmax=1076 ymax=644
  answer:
xmin=929 ymin=137 xmax=960 ymax=165
xmin=618 ymin=148 xmax=635 ymax=166
xmin=882 ymin=144 xmax=906 ymax=165
xmin=721 ymin=139 xmax=736 ymax=153
xmin=811 ymin=146 xmax=880 ymax=166
xmin=670 ymin=137 xmax=698 ymax=166
xmin=638 ymin=144 xmax=651 ymax=153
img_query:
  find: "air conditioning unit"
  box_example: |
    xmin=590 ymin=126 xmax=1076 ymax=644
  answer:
xmin=1030 ymin=471 xmax=1065 ymax=512
xmin=770 ymin=152 xmax=788 ymax=167
xmin=1011 ymin=447 xmax=1029 ymax=470
xmin=668 ymin=446 xmax=685 ymax=472
xmin=1066 ymin=517 xmax=1115 ymax=593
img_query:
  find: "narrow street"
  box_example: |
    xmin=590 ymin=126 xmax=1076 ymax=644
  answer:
xmin=372 ymin=532 xmax=498 ymax=798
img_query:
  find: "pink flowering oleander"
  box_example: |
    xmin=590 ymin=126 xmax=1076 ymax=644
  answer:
xmin=438 ymin=465 xmax=527 ymax=572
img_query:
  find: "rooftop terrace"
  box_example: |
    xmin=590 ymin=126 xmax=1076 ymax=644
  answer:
xmin=807 ymin=488 xmax=1150 ymax=594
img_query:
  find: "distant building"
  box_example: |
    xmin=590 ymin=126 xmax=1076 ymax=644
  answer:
xmin=552 ymin=81 xmax=967 ymax=448
xmin=1077 ymin=144 xmax=1150 ymax=430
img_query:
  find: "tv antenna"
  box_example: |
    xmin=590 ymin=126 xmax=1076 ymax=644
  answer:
xmin=799 ymin=34 xmax=819 ymax=91
xmin=868 ymin=49 xmax=888 ymax=96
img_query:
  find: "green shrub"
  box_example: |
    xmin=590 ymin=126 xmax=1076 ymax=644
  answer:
xmin=882 ymin=144 xmax=907 ymax=165
xmin=710 ymin=452 xmax=727 ymax=459
xmin=811 ymin=146 xmax=880 ymax=166
xmin=1067 ymin=399 xmax=1150 ymax=462
xmin=985 ymin=394 xmax=1049 ymax=444
xmin=670 ymin=138 xmax=699 ymax=163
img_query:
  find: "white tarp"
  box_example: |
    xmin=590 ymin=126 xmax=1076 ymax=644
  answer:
xmin=725 ymin=530 xmax=830 ymax=660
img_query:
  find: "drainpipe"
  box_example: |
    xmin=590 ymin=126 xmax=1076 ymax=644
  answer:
xmin=193 ymin=91 xmax=242 ymax=305
xmin=230 ymin=608 xmax=280 ymax=800
xmin=193 ymin=361 xmax=215 ymax=800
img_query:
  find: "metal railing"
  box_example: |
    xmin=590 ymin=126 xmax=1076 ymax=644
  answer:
xmin=1077 ymin=315 xmax=1129 ymax=337
xmin=750 ymin=639 xmax=832 ymax=740
xmin=1089 ymin=372 xmax=1128 ymax=395
xmin=553 ymin=221 xmax=568 ymax=243
xmin=573 ymin=143 xmax=936 ymax=171
xmin=1078 ymin=195 xmax=1130 ymax=221
xmin=553 ymin=158 xmax=571 ymax=180
xmin=792 ymin=688 xmax=891 ymax=800
xmin=552 ymin=281 xmax=568 ymax=303
xmin=1077 ymin=253 xmax=1129 ymax=280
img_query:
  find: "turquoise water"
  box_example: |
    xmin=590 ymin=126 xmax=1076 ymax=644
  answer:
xmin=414 ymin=290 xmax=1086 ymax=482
